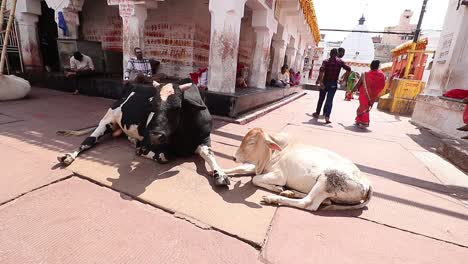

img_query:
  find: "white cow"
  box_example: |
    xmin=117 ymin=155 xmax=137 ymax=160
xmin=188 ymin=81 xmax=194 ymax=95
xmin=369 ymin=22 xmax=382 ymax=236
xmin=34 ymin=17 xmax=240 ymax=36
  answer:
xmin=224 ymin=128 xmax=372 ymax=211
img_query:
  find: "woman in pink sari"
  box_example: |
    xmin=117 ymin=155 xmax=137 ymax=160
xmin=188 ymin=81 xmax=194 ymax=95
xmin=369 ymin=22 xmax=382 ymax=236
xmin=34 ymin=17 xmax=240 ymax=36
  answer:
xmin=352 ymin=60 xmax=386 ymax=128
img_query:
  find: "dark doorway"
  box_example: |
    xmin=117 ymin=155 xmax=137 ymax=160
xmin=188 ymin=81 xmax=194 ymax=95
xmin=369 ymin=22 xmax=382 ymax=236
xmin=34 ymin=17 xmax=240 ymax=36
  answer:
xmin=38 ymin=1 xmax=60 ymax=72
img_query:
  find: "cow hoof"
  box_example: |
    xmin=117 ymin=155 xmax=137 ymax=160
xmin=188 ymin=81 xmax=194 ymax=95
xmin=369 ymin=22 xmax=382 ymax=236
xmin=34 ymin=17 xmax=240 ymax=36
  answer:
xmin=279 ymin=190 xmax=295 ymax=198
xmin=155 ymin=153 xmax=170 ymax=164
xmin=261 ymin=195 xmax=279 ymax=205
xmin=213 ymin=171 xmax=230 ymax=186
xmin=57 ymin=154 xmax=75 ymax=166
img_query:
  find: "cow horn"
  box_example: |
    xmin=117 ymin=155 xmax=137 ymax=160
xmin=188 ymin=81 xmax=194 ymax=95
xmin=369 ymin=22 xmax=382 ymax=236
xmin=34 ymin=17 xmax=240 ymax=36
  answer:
xmin=153 ymin=81 xmax=161 ymax=88
xmin=179 ymin=83 xmax=193 ymax=91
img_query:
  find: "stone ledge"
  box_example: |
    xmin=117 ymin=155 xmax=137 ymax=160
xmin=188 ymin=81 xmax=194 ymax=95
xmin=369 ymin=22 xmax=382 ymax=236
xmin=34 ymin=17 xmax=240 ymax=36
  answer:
xmin=437 ymin=139 xmax=468 ymax=174
xmin=202 ymin=86 xmax=303 ymax=118
xmin=412 ymin=94 xmax=466 ymax=139
xmin=416 ymin=94 xmax=466 ymax=112
xmin=212 ymin=92 xmax=307 ymax=124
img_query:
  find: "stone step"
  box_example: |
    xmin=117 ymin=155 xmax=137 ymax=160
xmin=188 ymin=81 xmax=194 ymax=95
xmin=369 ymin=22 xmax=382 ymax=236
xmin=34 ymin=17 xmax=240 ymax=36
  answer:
xmin=438 ymin=139 xmax=468 ymax=174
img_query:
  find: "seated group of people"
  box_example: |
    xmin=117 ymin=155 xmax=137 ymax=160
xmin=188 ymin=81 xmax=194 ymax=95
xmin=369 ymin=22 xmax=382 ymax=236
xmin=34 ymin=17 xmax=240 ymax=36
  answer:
xmin=65 ymin=47 xmax=158 ymax=94
xmin=66 ymin=49 xmax=301 ymax=94
xmin=270 ymin=65 xmax=301 ymax=88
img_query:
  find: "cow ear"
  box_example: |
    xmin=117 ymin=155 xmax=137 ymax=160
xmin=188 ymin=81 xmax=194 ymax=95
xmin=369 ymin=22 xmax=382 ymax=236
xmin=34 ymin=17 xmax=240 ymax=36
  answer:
xmin=184 ymin=97 xmax=206 ymax=110
xmin=264 ymin=134 xmax=282 ymax=151
xmin=182 ymin=84 xmax=207 ymax=110
xmin=153 ymin=81 xmax=161 ymax=88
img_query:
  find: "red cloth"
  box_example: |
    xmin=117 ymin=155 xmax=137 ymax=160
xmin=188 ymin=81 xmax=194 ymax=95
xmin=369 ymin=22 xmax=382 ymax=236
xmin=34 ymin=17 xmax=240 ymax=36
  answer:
xmin=355 ymin=70 xmax=386 ymax=125
xmin=443 ymin=89 xmax=468 ymax=124
xmin=189 ymin=67 xmax=207 ymax=84
xmin=443 ymin=89 xmax=468 ymax=100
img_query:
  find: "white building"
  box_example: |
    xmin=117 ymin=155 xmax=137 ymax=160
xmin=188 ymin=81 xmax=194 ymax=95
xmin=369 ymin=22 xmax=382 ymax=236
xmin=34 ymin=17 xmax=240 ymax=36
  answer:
xmin=6 ymin=0 xmax=321 ymax=94
xmin=382 ymin=9 xmax=417 ymax=46
xmin=412 ymin=0 xmax=468 ymax=139
xmin=340 ymin=15 xmax=375 ymax=74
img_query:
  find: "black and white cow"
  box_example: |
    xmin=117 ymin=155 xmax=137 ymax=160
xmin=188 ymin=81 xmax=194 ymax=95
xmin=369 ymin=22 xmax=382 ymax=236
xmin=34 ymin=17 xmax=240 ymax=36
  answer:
xmin=57 ymin=80 xmax=230 ymax=186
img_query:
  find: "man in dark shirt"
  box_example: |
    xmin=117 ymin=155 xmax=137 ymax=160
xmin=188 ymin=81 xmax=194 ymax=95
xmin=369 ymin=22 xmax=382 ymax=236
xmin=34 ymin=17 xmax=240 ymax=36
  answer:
xmin=313 ymin=48 xmax=351 ymax=123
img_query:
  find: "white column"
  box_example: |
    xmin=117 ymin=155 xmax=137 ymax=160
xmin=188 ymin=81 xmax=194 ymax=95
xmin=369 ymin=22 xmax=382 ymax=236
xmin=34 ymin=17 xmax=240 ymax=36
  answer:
xmin=285 ymin=46 xmax=296 ymax=68
xmin=293 ymin=48 xmax=303 ymax=71
xmin=422 ymin=0 xmax=468 ymax=96
xmin=299 ymin=50 xmax=307 ymax=72
xmin=207 ymin=0 xmax=247 ymax=94
xmin=249 ymin=29 xmax=274 ymax=88
xmin=119 ymin=3 xmax=148 ymax=73
xmin=16 ymin=0 xmax=42 ymax=71
xmin=271 ymin=39 xmax=287 ymax=79
xmin=248 ymin=8 xmax=277 ymax=89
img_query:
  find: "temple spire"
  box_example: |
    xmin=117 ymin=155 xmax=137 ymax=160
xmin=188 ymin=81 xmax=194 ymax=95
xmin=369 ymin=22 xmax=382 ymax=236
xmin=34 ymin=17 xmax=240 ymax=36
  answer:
xmin=359 ymin=14 xmax=365 ymax=25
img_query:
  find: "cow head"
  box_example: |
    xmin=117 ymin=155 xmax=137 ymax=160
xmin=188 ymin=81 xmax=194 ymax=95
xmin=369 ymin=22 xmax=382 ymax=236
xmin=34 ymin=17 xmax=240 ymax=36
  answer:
xmin=147 ymin=81 xmax=194 ymax=146
xmin=234 ymin=128 xmax=282 ymax=174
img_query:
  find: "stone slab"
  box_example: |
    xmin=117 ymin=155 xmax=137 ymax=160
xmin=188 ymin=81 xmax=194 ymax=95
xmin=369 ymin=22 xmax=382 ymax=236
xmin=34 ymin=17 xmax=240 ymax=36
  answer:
xmin=413 ymin=150 xmax=468 ymax=201
xmin=0 ymin=142 xmax=72 ymax=204
xmin=0 ymin=177 xmax=261 ymax=264
xmin=67 ymin=142 xmax=276 ymax=246
xmin=263 ymin=207 xmax=468 ymax=264
xmin=0 ymin=114 xmax=22 ymax=125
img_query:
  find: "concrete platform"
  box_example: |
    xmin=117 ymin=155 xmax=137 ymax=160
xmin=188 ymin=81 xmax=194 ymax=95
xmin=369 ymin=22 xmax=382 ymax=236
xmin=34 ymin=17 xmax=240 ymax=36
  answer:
xmin=0 ymin=177 xmax=261 ymax=264
xmin=262 ymin=208 xmax=468 ymax=264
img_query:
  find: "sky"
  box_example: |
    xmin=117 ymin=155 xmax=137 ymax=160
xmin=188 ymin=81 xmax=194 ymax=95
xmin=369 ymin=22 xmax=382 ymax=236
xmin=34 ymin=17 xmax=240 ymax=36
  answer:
xmin=313 ymin=0 xmax=448 ymax=42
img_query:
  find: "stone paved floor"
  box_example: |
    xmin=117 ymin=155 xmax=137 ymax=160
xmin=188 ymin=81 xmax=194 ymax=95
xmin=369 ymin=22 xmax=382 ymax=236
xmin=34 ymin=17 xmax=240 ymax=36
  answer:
xmin=0 ymin=87 xmax=467 ymax=263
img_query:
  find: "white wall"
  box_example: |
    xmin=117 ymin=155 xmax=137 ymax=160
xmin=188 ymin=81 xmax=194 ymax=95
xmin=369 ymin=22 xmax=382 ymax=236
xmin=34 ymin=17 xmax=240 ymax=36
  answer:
xmin=425 ymin=0 xmax=468 ymax=95
xmin=79 ymin=0 xmax=257 ymax=78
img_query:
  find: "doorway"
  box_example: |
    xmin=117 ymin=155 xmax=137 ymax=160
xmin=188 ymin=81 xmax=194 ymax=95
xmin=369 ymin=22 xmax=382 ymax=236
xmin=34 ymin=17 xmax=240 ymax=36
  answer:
xmin=38 ymin=1 xmax=60 ymax=72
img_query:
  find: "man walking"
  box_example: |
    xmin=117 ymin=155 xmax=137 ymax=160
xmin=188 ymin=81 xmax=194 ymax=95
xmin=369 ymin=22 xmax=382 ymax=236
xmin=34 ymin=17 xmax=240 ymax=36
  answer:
xmin=313 ymin=48 xmax=351 ymax=123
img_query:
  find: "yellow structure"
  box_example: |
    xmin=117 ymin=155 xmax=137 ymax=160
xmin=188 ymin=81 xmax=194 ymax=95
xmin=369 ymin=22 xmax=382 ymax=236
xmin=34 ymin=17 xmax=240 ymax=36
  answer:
xmin=299 ymin=0 xmax=321 ymax=43
xmin=378 ymin=79 xmax=425 ymax=115
xmin=377 ymin=38 xmax=432 ymax=115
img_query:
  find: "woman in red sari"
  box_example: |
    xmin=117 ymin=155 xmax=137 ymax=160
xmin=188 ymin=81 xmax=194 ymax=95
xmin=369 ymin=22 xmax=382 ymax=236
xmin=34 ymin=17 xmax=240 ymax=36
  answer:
xmin=352 ymin=60 xmax=386 ymax=128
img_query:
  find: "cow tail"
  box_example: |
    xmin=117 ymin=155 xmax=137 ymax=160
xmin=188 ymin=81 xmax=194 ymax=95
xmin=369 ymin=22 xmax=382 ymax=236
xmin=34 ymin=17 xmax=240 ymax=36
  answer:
xmin=56 ymin=125 xmax=98 ymax=136
xmin=321 ymin=185 xmax=373 ymax=211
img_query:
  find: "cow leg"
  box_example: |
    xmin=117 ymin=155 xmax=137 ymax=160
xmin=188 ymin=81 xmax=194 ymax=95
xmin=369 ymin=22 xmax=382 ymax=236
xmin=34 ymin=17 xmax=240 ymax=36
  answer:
xmin=279 ymin=189 xmax=308 ymax=198
xmin=223 ymin=163 xmax=256 ymax=176
xmin=262 ymin=176 xmax=330 ymax=211
xmin=57 ymin=112 xmax=115 ymax=165
xmin=195 ymin=145 xmax=230 ymax=186
xmin=252 ymin=171 xmax=286 ymax=193
xmin=138 ymin=150 xmax=170 ymax=164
